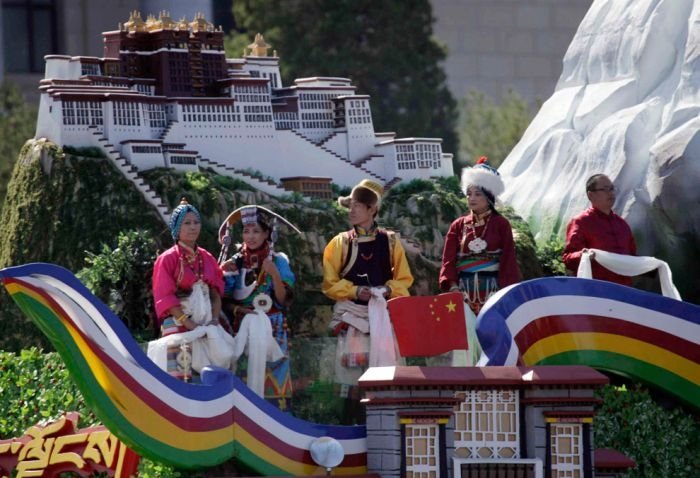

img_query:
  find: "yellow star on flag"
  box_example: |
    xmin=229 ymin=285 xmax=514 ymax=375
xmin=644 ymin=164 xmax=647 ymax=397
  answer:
xmin=445 ymin=300 xmax=456 ymax=313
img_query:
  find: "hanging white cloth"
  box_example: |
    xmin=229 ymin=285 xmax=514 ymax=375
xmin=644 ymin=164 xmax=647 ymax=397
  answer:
xmin=148 ymin=281 xmax=236 ymax=374
xmin=230 ymin=294 xmax=284 ymax=398
xmin=367 ymin=287 xmax=399 ymax=367
xmin=147 ymin=324 xmax=237 ymax=374
xmin=577 ymin=249 xmax=681 ymax=300
xmin=180 ymin=280 xmax=213 ymax=326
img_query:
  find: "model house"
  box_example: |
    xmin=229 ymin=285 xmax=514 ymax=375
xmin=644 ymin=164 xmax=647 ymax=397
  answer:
xmin=34 ymin=11 xmax=453 ymax=202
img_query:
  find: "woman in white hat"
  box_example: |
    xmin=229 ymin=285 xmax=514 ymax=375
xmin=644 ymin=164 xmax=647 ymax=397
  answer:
xmin=440 ymin=158 xmax=521 ymax=362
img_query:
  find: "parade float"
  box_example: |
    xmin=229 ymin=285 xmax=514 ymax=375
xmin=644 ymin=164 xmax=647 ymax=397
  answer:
xmin=1 ymin=1 xmax=699 ymax=477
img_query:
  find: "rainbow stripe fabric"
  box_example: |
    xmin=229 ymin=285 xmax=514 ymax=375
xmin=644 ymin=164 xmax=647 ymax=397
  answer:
xmin=476 ymin=277 xmax=700 ymax=410
xmin=0 ymin=263 xmax=366 ymax=473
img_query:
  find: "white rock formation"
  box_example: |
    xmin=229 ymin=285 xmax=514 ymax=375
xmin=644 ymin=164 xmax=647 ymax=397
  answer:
xmin=499 ymin=0 xmax=699 ymax=298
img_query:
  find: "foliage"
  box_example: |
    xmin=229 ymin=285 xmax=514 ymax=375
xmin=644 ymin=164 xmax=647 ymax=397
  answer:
xmin=293 ymin=380 xmax=345 ymax=425
xmin=0 ymin=82 xmax=37 ymax=206
xmin=594 ymin=384 xmax=700 ymax=478
xmin=240 ymin=167 xmax=276 ymax=183
xmin=77 ymin=230 xmax=158 ymax=340
xmin=229 ymin=0 xmax=459 ymax=163
xmin=0 ymin=142 xmax=164 ymax=350
xmin=0 ymin=348 xmax=97 ymax=439
xmin=137 ymin=460 xmax=182 ymax=478
xmin=457 ymin=89 xmax=534 ymax=170
xmin=500 ymin=206 xmax=543 ymax=280
xmin=536 ymin=238 xmax=567 ymax=276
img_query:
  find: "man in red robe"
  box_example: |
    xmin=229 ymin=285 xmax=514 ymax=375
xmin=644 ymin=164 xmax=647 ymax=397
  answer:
xmin=562 ymin=174 xmax=637 ymax=286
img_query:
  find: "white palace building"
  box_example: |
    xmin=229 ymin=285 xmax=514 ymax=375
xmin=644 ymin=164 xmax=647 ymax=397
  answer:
xmin=34 ymin=11 xmax=453 ymax=202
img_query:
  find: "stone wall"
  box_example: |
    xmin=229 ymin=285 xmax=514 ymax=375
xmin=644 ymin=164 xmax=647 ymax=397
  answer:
xmin=431 ymin=0 xmax=593 ymax=104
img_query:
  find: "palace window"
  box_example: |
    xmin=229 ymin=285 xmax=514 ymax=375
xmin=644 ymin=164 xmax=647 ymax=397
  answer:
xmin=405 ymin=424 xmax=440 ymax=478
xmin=81 ymin=63 xmax=100 ymax=76
xmin=416 ymin=143 xmax=440 ymax=169
xmin=113 ymin=101 xmax=141 ymax=126
xmin=147 ymin=103 xmax=166 ymax=128
xmin=396 ymin=144 xmax=417 ymax=170
xmin=62 ymin=100 xmax=75 ymax=125
xmin=170 ymin=155 xmax=196 ymax=165
xmin=454 ymin=390 xmax=520 ymax=459
xmin=88 ymin=101 xmax=103 ymax=125
xmin=132 ymin=145 xmax=161 ymax=154
xmin=550 ymin=423 xmax=583 ymax=478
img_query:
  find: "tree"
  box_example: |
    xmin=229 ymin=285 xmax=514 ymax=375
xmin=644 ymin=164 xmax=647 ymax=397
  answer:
xmin=229 ymin=0 xmax=458 ymax=165
xmin=0 ymin=83 xmax=37 ymax=206
xmin=457 ymin=90 xmax=533 ymax=169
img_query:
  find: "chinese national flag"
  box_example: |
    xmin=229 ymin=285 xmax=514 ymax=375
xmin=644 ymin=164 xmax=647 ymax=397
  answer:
xmin=387 ymin=292 xmax=468 ymax=357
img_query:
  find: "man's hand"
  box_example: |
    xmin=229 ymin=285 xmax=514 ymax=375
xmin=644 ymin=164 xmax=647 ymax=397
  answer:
xmin=356 ymin=286 xmax=372 ymax=301
xmin=583 ymin=248 xmax=596 ymax=259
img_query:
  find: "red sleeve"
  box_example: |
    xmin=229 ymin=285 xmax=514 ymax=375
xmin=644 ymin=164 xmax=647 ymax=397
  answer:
xmin=562 ymin=217 xmax=585 ymax=274
xmin=496 ymin=217 xmax=521 ymax=287
xmin=152 ymin=249 xmax=180 ymax=320
xmin=439 ymin=218 xmax=462 ymax=291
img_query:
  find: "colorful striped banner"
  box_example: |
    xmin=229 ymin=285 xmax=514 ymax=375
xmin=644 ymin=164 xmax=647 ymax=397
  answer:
xmin=0 ymin=263 xmax=366 ymax=473
xmin=476 ymin=277 xmax=700 ymax=410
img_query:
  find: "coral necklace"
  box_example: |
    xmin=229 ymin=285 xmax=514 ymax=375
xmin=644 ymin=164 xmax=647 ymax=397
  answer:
xmin=467 ymin=211 xmax=492 ymax=254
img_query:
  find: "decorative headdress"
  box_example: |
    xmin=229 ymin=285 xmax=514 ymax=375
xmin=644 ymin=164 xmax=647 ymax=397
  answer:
xmin=460 ymin=156 xmax=504 ymax=198
xmin=217 ymin=205 xmax=301 ymax=263
xmin=337 ymin=179 xmax=384 ymax=209
xmin=168 ymin=198 xmax=201 ymax=241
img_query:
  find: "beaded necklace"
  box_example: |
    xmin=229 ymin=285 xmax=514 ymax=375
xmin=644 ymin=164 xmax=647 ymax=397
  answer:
xmin=176 ymin=242 xmax=204 ymax=285
xmin=465 ymin=211 xmax=492 ymax=254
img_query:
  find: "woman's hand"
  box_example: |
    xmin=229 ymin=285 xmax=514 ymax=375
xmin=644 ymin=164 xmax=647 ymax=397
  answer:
xmin=221 ymin=259 xmax=238 ymax=272
xmin=261 ymin=257 xmax=280 ymax=278
xmin=232 ymin=304 xmax=254 ymax=319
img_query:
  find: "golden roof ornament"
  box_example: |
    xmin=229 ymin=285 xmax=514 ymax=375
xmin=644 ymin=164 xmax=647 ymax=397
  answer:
xmin=159 ymin=10 xmax=175 ymax=30
xmin=247 ymin=33 xmax=271 ymax=57
xmin=177 ymin=16 xmax=189 ymax=31
xmin=190 ymin=12 xmax=213 ymax=33
xmin=145 ymin=14 xmax=158 ymax=31
xmin=124 ymin=10 xmax=146 ymax=33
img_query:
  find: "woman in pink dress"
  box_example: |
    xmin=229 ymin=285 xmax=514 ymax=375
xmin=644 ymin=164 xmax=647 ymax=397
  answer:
xmin=150 ymin=198 xmax=234 ymax=380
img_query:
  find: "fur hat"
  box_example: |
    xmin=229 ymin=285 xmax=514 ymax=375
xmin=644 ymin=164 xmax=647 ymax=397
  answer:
xmin=338 ymin=179 xmax=384 ymax=209
xmin=169 ymin=198 xmax=201 ymax=241
xmin=460 ymin=156 xmax=504 ymax=197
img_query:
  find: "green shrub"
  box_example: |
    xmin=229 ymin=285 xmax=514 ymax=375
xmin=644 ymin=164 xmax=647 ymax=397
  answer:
xmin=0 ymin=82 xmax=37 ymax=205
xmin=77 ymin=230 xmax=157 ymax=341
xmin=595 ymin=384 xmax=700 ymax=478
xmin=536 ymin=238 xmax=567 ymax=276
xmin=0 ymin=348 xmax=97 ymax=439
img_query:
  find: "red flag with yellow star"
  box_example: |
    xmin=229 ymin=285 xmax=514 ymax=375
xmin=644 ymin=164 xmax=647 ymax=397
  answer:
xmin=387 ymin=292 xmax=468 ymax=356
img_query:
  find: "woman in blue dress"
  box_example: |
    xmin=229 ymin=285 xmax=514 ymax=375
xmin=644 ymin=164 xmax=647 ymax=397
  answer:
xmin=219 ymin=205 xmax=297 ymax=411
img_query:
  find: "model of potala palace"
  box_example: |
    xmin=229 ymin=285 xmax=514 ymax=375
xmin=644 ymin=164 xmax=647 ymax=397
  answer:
xmin=35 ymin=11 xmax=454 ymax=207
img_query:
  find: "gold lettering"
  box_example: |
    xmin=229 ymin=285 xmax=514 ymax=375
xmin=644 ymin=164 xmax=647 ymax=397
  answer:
xmin=16 ymin=437 xmax=54 ymax=477
xmin=83 ymin=430 xmax=119 ymax=467
xmin=113 ymin=442 xmax=127 ymax=477
xmin=50 ymin=433 xmax=87 ymax=468
xmin=15 ymin=417 xmax=66 ymax=477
